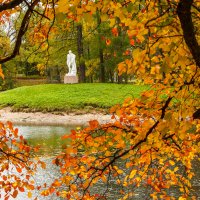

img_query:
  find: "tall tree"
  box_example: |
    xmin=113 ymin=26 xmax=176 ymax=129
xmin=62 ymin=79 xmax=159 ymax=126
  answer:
xmin=77 ymin=23 xmax=86 ymax=83
xmin=96 ymin=10 xmax=105 ymax=82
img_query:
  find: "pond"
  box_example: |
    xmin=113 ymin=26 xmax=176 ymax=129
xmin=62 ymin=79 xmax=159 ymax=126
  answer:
xmin=17 ymin=124 xmax=75 ymax=156
xmin=6 ymin=124 xmax=200 ymax=199
xmin=6 ymin=124 xmax=75 ymax=200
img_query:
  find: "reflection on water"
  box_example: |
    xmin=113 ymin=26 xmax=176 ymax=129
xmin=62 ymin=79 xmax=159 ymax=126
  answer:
xmin=17 ymin=124 xmax=76 ymax=156
xmin=6 ymin=125 xmax=200 ymax=199
xmin=7 ymin=124 xmax=75 ymax=200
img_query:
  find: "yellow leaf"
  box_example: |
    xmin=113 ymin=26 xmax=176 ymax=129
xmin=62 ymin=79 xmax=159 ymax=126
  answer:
xmin=174 ymin=166 xmax=179 ymax=172
xmin=101 ymin=14 xmax=108 ymax=22
xmin=28 ymin=191 xmax=32 ymax=198
xmin=109 ymin=18 xmax=116 ymax=27
xmin=117 ymin=169 xmax=123 ymax=174
xmin=101 ymin=175 xmax=107 ymax=183
xmin=169 ymin=160 xmax=175 ymax=166
xmin=129 ymin=169 xmax=137 ymax=179
xmin=178 ymin=197 xmax=187 ymax=200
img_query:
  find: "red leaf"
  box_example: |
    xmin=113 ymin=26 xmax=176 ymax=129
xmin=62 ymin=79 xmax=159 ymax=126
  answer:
xmin=112 ymin=28 xmax=118 ymax=36
xmin=130 ymin=39 xmax=135 ymax=46
xmin=19 ymin=187 xmax=25 ymax=192
xmin=61 ymin=134 xmax=69 ymax=139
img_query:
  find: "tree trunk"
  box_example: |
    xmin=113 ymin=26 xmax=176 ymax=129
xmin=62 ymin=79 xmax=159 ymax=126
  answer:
xmin=177 ymin=0 xmax=200 ymax=67
xmin=99 ymin=48 xmax=105 ymax=82
xmin=77 ymin=24 xmax=86 ymax=83
xmin=177 ymin=0 xmax=200 ymax=119
xmin=87 ymin=43 xmax=90 ymax=59
xmin=97 ymin=10 xmax=105 ymax=82
xmin=109 ymin=70 xmax=113 ymax=83
xmin=118 ymin=75 xmax=122 ymax=84
xmin=118 ymin=18 xmax=124 ymax=84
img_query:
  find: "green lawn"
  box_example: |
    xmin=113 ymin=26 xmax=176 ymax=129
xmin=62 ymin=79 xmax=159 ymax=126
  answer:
xmin=0 ymin=83 xmax=149 ymax=113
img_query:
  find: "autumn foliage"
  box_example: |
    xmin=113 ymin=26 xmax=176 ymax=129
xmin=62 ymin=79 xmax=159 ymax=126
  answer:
xmin=45 ymin=0 xmax=199 ymax=199
xmin=0 ymin=0 xmax=200 ymax=199
xmin=0 ymin=121 xmax=46 ymax=199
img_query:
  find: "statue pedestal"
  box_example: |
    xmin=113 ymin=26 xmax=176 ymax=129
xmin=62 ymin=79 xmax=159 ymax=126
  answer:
xmin=64 ymin=74 xmax=78 ymax=84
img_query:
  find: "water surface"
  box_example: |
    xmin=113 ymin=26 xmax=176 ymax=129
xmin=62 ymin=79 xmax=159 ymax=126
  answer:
xmin=5 ymin=124 xmax=200 ymax=199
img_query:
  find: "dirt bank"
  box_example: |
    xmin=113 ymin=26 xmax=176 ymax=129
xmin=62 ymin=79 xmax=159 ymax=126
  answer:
xmin=0 ymin=107 xmax=115 ymax=126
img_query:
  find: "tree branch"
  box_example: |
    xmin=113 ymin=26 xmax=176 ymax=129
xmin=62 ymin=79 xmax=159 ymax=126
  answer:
xmin=0 ymin=0 xmax=24 ymax=12
xmin=192 ymin=4 xmax=200 ymax=13
xmin=93 ymin=97 xmax=173 ymax=173
xmin=177 ymin=0 xmax=200 ymax=67
xmin=0 ymin=0 xmax=40 ymax=64
xmin=24 ymin=0 xmax=50 ymax=20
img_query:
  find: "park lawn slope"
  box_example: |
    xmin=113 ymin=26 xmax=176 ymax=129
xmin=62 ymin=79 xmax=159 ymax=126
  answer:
xmin=0 ymin=83 xmax=148 ymax=113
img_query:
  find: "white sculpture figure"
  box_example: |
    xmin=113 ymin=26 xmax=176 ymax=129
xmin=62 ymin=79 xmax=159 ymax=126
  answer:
xmin=66 ymin=50 xmax=77 ymax=76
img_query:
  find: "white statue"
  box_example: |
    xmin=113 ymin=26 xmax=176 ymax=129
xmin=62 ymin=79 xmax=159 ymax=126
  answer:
xmin=66 ymin=50 xmax=77 ymax=76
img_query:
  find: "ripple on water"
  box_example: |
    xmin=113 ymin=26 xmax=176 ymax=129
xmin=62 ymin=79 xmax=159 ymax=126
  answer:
xmin=4 ymin=125 xmax=200 ymax=199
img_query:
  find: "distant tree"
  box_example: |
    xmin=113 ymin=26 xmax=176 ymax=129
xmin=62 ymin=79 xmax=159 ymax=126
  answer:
xmin=77 ymin=23 xmax=86 ymax=83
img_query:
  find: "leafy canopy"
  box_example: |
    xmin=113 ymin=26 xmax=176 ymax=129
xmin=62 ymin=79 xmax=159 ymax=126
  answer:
xmin=0 ymin=0 xmax=200 ymax=199
xmin=41 ymin=0 xmax=200 ymax=199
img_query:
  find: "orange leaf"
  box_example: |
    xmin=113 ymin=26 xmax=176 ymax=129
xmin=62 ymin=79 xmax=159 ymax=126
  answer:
xmin=19 ymin=187 xmax=25 ymax=192
xmin=89 ymin=120 xmax=99 ymax=129
xmin=53 ymin=180 xmax=61 ymax=187
xmin=0 ymin=65 xmax=4 ymax=79
xmin=14 ymin=128 xmax=18 ymax=137
xmin=7 ymin=121 xmax=13 ymax=130
xmin=61 ymin=134 xmax=69 ymax=139
xmin=106 ymin=39 xmax=111 ymax=46
xmin=124 ymin=50 xmax=130 ymax=55
xmin=112 ymin=28 xmax=118 ymax=36
xmin=12 ymin=190 xmax=18 ymax=198
xmin=3 ymin=175 xmax=7 ymax=181
xmin=16 ymin=166 xmax=22 ymax=173
xmin=147 ymin=178 xmax=152 ymax=185
xmin=130 ymin=39 xmax=135 ymax=46
xmin=40 ymin=161 xmax=46 ymax=169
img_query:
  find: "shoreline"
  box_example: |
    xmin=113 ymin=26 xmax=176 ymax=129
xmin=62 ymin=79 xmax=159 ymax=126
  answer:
xmin=0 ymin=107 xmax=115 ymax=126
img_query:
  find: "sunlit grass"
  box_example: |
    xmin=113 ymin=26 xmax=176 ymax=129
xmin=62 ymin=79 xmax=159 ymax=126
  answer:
xmin=0 ymin=83 xmax=149 ymax=112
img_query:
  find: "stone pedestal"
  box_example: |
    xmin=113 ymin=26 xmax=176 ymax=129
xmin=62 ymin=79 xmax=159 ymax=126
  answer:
xmin=64 ymin=74 xmax=78 ymax=84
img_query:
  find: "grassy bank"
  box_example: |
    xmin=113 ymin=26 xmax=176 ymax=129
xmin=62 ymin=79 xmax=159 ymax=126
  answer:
xmin=0 ymin=83 xmax=148 ymax=113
